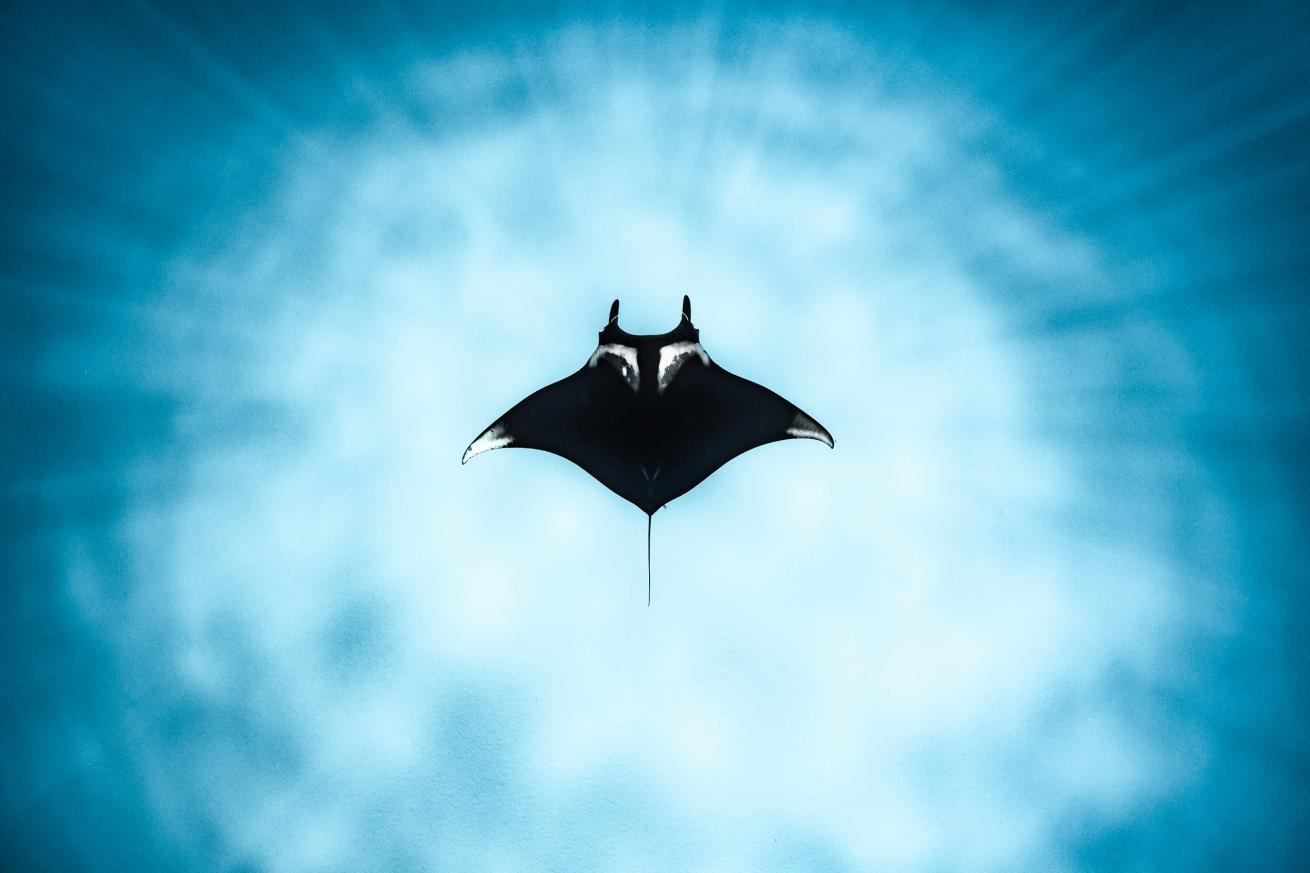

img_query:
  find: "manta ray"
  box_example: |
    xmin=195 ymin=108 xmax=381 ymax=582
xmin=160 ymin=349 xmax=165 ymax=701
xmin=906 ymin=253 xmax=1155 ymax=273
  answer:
xmin=462 ymin=296 xmax=834 ymax=602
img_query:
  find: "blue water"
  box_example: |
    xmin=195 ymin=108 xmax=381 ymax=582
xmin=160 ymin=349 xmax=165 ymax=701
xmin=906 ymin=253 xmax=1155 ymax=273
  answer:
xmin=3 ymin=2 xmax=1308 ymax=871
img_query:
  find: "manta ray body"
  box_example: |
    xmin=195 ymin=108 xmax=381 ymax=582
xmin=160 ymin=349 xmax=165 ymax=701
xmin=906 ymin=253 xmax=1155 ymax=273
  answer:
xmin=462 ymin=296 xmax=833 ymax=600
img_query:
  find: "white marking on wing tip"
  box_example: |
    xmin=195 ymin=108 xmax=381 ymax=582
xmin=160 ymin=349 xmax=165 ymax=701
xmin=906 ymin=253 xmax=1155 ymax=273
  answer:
xmin=657 ymin=341 xmax=710 ymax=393
xmin=462 ymin=423 xmax=513 ymax=464
xmin=787 ymin=412 xmax=834 ymax=447
xmin=588 ymin=343 xmax=640 ymax=392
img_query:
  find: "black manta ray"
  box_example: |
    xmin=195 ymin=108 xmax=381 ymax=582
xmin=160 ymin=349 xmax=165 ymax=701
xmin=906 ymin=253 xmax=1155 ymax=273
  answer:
xmin=462 ymin=296 xmax=833 ymax=602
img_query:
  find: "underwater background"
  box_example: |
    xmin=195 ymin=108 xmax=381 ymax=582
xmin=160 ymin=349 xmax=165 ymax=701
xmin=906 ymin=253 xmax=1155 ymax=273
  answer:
xmin=3 ymin=1 xmax=1308 ymax=870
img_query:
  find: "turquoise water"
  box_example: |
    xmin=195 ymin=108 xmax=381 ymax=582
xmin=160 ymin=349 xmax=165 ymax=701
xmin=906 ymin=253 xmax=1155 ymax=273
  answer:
xmin=3 ymin=3 xmax=1308 ymax=870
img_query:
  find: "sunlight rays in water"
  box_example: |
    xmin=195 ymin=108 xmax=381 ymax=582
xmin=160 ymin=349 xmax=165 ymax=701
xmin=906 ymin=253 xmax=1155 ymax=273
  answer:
xmin=4 ymin=4 xmax=1309 ymax=872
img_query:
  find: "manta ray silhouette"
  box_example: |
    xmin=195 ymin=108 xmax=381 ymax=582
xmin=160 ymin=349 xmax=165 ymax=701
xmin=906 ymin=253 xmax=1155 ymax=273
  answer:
xmin=462 ymin=296 xmax=834 ymax=603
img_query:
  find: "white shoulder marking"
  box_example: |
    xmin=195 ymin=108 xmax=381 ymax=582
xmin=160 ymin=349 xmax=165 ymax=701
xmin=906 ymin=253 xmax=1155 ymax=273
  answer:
xmin=786 ymin=412 xmax=834 ymax=448
xmin=587 ymin=343 xmax=640 ymax=392
xmin=657 ymin=342 xmax=710 ymax=393
xmin=462 ymin=422 xmax=514 ymax=464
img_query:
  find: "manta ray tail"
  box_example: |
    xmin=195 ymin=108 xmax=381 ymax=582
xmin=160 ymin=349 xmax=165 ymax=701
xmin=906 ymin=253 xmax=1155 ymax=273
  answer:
xmin=647 ymin=513 xmax=652 ymax=607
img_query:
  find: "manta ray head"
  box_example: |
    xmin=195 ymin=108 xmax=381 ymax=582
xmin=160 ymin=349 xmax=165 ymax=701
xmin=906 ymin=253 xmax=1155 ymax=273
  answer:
xmin=592 ymin=295 xmax=709 ymax=394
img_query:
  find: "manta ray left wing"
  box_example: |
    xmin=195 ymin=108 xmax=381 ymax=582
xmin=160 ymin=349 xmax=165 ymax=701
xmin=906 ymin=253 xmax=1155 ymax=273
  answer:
xmin=463 ymin=296 xmax=832 ymax=516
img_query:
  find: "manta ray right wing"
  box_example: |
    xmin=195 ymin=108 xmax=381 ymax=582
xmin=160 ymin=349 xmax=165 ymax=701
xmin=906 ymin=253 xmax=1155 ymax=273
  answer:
xmin=646 ymin=355 xmax=833 ymax=508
